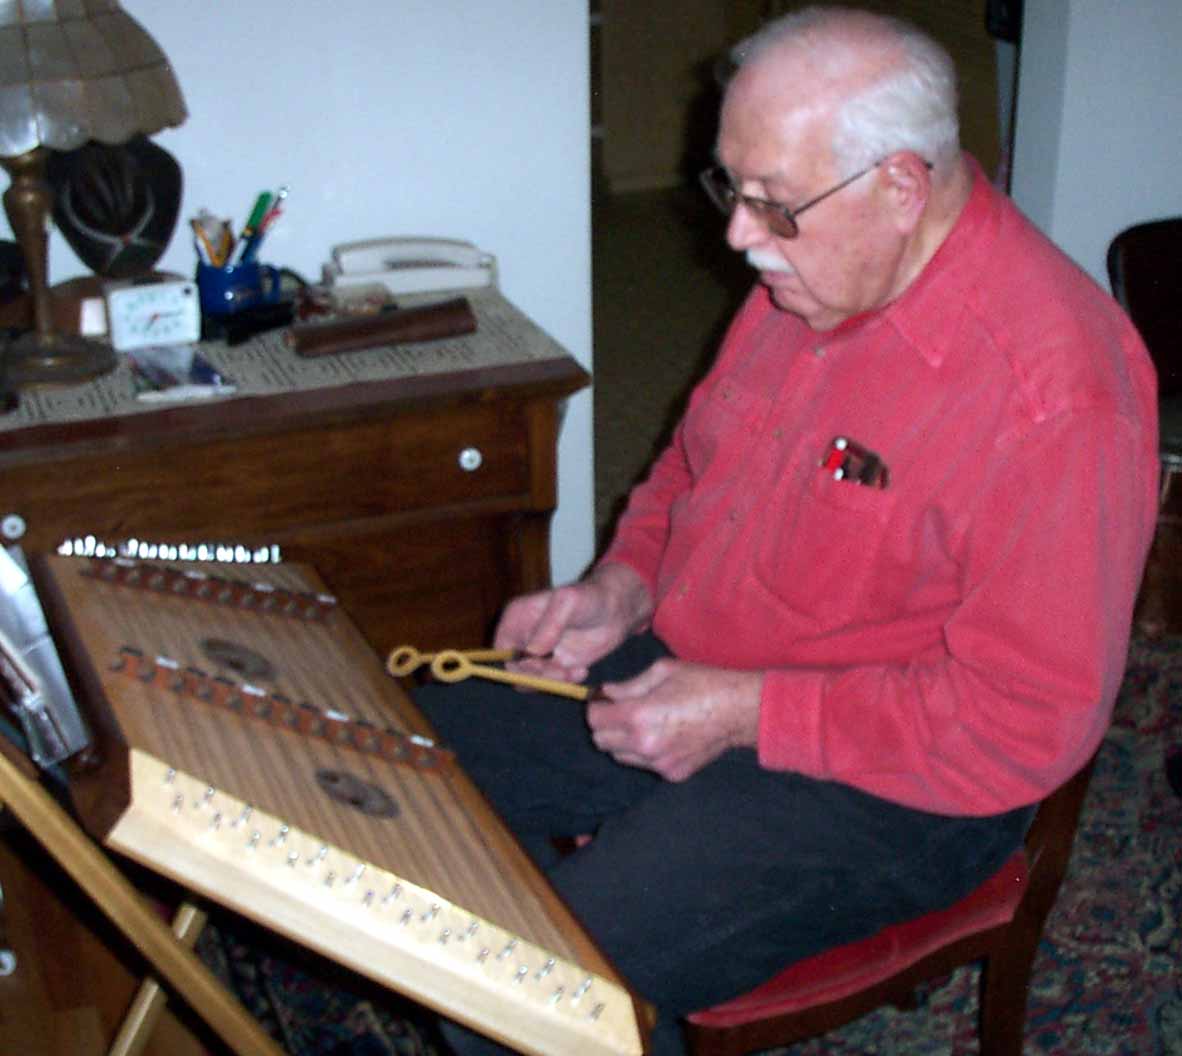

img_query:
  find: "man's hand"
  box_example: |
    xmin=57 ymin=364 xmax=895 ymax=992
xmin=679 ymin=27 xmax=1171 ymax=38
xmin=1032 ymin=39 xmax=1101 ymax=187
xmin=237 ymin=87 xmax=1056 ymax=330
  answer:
xmin=587 ymin=659 xmax=763 ymax=781
xmin=494 ymin=563 xmax=653 ymax=683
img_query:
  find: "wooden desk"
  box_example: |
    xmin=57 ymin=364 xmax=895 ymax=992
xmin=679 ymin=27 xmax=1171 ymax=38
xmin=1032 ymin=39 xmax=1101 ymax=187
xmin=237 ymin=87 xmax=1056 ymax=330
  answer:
xmin=0 ymin=292 xmax=589 ymax=654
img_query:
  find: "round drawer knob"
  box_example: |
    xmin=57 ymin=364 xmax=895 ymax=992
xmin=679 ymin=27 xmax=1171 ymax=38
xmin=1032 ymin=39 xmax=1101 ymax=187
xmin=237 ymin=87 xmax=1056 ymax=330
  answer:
xmin=458 ymin=447 xmax=483 ymax=472
xmin=1 ymin=513 xmax=26 ymax=541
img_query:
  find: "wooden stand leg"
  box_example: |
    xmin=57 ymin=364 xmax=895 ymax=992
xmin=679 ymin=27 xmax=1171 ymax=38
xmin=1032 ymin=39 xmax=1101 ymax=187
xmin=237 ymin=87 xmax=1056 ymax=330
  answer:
xmin=0 ymin=741 xmax=283 ymax=1056
xmin=109 ymin=901 xmax=209 ymax=1056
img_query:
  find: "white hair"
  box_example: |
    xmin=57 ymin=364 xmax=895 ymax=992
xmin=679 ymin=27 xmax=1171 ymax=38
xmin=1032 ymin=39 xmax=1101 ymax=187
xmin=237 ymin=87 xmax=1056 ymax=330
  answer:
xmin=729 ymin=6 xmax=961 ymax=175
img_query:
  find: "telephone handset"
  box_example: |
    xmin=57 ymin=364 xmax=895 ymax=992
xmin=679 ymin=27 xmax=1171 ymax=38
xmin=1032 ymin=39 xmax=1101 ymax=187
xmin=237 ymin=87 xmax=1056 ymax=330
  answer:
xmin=322 ymin=237 xmax=497 ymax=297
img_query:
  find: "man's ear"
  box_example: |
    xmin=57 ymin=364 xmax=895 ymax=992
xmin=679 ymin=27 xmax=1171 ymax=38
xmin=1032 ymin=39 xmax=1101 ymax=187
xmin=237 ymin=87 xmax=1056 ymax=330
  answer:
xmin=878 ymin=151 xmax=931 ymax=233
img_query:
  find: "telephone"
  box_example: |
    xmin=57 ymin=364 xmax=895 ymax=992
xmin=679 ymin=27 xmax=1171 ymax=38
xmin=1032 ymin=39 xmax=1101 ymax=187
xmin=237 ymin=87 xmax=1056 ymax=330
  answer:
xmin=322 ymin=237 xmax=497 ymax=297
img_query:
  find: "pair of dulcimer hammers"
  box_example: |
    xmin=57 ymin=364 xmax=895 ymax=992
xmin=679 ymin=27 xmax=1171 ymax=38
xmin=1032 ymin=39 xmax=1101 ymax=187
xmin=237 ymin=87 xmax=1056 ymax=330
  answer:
xmin=385 ymin=645 xmax=597 ymax=701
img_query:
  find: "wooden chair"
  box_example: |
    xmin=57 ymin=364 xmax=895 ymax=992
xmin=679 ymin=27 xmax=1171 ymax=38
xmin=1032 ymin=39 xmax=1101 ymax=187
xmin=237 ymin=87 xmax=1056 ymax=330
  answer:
xmin=684 ymin=760 xmax=1095 ymax=1056
xmin=1107 ymin=217 xmax=1182 ymax=635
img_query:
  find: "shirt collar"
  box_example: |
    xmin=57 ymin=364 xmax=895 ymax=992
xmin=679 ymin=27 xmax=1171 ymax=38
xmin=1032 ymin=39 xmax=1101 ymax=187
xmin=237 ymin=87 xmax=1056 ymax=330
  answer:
xmin=879 ymin=155 xmax=997 ymax=368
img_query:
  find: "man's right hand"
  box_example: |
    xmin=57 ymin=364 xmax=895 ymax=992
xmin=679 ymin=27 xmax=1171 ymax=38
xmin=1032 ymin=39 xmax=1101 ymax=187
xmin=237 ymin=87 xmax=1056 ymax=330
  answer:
xmin=493 ymin=563 xmax=653 ymax=684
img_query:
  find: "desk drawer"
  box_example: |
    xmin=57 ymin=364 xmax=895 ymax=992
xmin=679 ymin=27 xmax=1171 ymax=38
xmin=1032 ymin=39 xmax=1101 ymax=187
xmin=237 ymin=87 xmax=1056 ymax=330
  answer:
xmin=2 ymin=400 xmax=538 ymax=549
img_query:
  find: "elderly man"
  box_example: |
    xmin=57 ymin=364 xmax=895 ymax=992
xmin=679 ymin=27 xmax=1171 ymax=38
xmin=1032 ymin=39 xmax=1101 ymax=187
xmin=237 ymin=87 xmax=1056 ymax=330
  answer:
xmin=420 ymin=7 xmax=1157 ymax=1053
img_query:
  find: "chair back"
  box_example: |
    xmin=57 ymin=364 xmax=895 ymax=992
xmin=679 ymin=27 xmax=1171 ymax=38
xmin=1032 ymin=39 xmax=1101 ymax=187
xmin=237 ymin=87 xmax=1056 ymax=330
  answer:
xmin=1106 ymin=218 xmax=1182 ymax=397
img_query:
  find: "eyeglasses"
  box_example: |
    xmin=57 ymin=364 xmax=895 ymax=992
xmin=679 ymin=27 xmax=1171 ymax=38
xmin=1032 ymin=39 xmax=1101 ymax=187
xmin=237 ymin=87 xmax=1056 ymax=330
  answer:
xmin=699 ymin=161 xmax=881 ymax=239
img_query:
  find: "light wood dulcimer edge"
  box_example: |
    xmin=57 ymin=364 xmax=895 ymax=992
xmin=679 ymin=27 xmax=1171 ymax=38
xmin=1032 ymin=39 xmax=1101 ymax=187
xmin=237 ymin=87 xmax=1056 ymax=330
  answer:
xmin=107 ymin=749 xmax=645 ymax=1056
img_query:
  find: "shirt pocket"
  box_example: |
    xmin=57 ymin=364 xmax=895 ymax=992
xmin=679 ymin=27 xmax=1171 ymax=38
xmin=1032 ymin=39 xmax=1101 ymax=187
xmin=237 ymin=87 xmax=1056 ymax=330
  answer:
xmin=752 ymin=436 xmax=897 ymax=627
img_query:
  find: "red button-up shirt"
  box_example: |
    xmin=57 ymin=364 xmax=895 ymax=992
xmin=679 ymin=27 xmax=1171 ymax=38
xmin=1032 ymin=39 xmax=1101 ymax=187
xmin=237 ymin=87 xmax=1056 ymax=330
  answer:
xmin=601 ymin=165 xmax=1158 ymax=816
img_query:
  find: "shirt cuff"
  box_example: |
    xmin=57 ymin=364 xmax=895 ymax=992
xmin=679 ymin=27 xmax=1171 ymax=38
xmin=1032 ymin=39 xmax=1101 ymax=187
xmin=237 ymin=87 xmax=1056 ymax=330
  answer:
xmin=757 ymin=667 xmax=827 ymax=777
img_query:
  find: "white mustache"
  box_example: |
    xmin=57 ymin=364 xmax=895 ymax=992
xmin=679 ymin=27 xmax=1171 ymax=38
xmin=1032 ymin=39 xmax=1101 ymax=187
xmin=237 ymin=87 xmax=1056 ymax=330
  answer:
xmin=746 ymin=249 xmax=795 ymax=275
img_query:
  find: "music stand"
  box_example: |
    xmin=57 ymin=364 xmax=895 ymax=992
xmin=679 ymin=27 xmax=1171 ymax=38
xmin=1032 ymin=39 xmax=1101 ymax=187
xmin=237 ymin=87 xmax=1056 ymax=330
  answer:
xmin=0 ymin=734 xmax=282 ymax=1056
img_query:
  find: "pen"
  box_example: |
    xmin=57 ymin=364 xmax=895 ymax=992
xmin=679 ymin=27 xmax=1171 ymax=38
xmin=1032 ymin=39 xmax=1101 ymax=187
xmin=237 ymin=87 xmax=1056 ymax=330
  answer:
xmin=243 ymin=191 xmax=272 ymax=237
xmin=259 ymin=185 xmax=288 ymax=232
xmin=232 ymin=191 xmax=273 ymax=264
xmin=192 ymin=212 xmax=231 ymax=266
xmin=191 ymin=220 xmax=214 ymax=265
xmin=241 ymin=185 xmax=288 ymax=264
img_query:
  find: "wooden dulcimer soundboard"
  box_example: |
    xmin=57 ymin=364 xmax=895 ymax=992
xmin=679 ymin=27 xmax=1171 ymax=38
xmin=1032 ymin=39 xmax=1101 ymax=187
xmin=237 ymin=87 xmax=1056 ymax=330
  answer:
xmin=34 ymin=554 xmax=647 ymax=1056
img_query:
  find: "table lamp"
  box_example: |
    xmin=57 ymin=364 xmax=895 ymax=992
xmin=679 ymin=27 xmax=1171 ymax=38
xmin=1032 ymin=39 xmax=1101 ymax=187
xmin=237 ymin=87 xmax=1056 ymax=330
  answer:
xmin=0 ymin=1 xmax=187 ymax=387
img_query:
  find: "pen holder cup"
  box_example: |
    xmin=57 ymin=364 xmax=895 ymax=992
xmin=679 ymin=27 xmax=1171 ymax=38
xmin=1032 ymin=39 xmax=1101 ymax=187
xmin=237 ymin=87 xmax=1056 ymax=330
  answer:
xmin=196 ymin=261 xmax=283 ymax=317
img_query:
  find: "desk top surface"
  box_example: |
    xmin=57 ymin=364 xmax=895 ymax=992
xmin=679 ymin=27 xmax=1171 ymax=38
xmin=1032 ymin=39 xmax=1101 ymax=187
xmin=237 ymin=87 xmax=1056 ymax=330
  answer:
xmin=2 ymin=290 xmax=580 ymax=441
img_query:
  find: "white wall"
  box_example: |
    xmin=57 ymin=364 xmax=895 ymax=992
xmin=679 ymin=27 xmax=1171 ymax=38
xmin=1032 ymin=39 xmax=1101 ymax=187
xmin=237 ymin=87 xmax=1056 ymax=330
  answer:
xmin=5 ymin=1 xmax=595 ymax=586
xmin=1010 ymin=0 xmax=1182 ymax=285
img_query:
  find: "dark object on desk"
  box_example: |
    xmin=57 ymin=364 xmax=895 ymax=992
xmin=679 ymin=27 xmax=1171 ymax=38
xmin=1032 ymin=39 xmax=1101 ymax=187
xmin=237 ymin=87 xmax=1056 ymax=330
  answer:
xmin=286 ymin=296 xmax=476 ymax=358
xmin=202 ymin=299 xmax=296 ymax=346
xmin=45 ymin=136 xmax=182 ymax=279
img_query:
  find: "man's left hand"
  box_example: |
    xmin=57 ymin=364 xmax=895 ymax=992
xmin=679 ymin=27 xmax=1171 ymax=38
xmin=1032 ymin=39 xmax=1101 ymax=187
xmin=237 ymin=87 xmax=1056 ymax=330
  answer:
xmin=587 ymin=659 xmax=763 ymax=781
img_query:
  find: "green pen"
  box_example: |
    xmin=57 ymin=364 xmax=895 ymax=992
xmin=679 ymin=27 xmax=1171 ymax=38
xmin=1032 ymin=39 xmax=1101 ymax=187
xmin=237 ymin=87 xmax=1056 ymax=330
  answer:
xmin=242 ymin=191 xmax=272 ymax=239
xmin=230 ymin=191 xmax=273 ymax=265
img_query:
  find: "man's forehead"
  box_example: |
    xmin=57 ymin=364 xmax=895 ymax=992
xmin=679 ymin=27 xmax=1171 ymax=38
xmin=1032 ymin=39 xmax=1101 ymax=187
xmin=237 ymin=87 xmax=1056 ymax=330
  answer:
xmin=718 ymin=74 xmax=835 ymax=181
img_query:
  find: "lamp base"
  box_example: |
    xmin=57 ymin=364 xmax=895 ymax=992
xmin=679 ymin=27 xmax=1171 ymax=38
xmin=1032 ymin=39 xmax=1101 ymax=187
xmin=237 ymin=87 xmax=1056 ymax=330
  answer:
xmin=4 ymin=329 xmax=117 ymax=387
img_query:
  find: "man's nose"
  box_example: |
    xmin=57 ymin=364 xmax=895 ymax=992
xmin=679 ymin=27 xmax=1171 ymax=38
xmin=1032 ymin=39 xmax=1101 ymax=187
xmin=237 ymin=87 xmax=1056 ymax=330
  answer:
xmin=726 ymin=201 xmax=767 ymax=252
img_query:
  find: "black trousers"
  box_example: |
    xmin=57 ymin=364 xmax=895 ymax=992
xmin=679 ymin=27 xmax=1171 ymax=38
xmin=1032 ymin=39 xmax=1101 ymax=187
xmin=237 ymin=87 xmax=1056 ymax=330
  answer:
xmin=414 ymin=633 xmax=1033 ymax=1055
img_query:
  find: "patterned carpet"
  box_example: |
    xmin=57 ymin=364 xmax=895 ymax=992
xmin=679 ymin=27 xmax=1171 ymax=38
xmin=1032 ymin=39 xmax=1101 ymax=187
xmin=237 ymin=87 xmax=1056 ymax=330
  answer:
xmin=196 ymin=630 xmax=1182 ymax=1055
